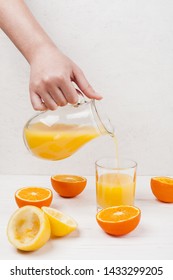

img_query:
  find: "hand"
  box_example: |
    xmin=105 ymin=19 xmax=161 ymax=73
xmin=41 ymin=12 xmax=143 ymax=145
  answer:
xmin=0 ymin=1 xmax=102 ymax=111
xmin=29 ymin=45 xmax=102 ymax=111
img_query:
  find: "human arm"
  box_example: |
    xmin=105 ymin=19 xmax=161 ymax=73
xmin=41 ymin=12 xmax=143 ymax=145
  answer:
xmin=0 ymin=0 xmax=102 ymax=110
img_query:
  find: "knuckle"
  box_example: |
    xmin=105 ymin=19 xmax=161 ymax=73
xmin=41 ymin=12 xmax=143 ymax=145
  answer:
xmin=42 ymin=76 xmax=53 ymax=87
xmin=57 ymin=74 xmax=65 ymax=84
xmin=33 ymin=76 xmax=54 ymax=88
xmin=30 ymin=80 xmax=43 ymax=91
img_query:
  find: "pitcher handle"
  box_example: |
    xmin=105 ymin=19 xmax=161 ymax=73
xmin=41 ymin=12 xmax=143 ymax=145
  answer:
xmin=73 ymin=90 xmax=88 ymax=107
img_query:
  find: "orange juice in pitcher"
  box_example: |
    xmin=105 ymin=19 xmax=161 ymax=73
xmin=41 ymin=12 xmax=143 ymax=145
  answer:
xmin=24 ymin=123 xmax=99 ymax=160
xmin=23 ymin=99 xmax=114 ymax=160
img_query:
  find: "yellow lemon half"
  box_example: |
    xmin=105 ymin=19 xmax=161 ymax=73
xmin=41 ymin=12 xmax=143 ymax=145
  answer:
xmin=42 ymin=207 xmax=77 ymax=237
xmin=7 ymin=205 xmax=51 ymax=251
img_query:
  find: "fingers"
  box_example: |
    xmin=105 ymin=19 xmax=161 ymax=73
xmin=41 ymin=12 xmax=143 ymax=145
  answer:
xmin=45 ymin=82 xmax=68 ymax=106
xmin=60 ymin=80 xmax=78 ymax=104
xmin=30 ymin=77 xmax=80 ymax=111
xmin=30 ymin=85 xmax=58 ymax=111
xmin=50 ymin=88 xmax=68 ymax=106
xmin=73 ymin=67 xmax=103 ymax=100
xmin=39 ymin=92 xmax=58 ymax=110
xmin=30 ymin=68 xmax=102 ymax=111
xmin=30 ymin=91 xmax=47 ymax=111
xmin=30 ymin=85 xmax=76 ymax=111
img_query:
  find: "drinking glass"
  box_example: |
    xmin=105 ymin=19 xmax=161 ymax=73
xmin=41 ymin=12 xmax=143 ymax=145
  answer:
xmin=95 ymin=157 xmax=137 ymax=211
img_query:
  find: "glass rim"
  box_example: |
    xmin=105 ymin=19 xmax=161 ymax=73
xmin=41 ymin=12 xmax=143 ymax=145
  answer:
xmin=95 ymin=157 xmax=137 ymax=170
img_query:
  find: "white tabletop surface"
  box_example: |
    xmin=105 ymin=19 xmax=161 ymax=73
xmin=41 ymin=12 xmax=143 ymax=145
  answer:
xmin=0 ymin=175 xmax=173 ymax=260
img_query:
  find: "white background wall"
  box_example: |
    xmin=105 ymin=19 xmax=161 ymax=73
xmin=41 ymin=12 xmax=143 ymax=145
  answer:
xmin=0 ymin=0 xmax=173 ymax=176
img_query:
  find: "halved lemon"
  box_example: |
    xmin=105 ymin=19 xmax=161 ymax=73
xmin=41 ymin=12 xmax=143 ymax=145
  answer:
xmin=7 ymin=206 xmax=51 ymax=251
xmin=42 ymin=206 xmax=77 ymax=236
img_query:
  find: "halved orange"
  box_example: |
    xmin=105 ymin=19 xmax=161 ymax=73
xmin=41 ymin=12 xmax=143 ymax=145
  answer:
xmin=151 ymin=177 xmax=173 ymax=203
xmin=96 ymin=205 xmax=141 ymax=236
xmin=15 ymin=187 xmax=53 ymax=208
xmin=51 ymin=174 xmax=87 ymax=198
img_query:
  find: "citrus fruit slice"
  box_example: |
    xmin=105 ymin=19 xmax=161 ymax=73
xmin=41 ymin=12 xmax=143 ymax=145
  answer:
xmin=96 ymin=205 xmax=141 ymax=236
xmin=42 ymin=206 xmax=77 ymax=236
xmin=15 ymin=187 xmax=53 ymax=208
xmin=7 ymin=205 xmax=51 ymax=251
xmin=51 ymin=174 xmax=87 ymax=197
xmin=151 ymin=177 xmax=173 ymax=202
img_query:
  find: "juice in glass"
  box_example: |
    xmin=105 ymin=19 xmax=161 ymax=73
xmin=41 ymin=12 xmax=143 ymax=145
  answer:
xmin=96 ymin=158 xmax=137 ymax=211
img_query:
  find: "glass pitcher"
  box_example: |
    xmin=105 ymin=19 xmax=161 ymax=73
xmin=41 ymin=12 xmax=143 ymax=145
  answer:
xmin=23 ymin=98 xmax=114 ymax=161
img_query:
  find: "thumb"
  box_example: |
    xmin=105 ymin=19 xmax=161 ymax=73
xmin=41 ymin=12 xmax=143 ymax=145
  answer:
xmin=73 ymin=67 xmax=103 ymax=100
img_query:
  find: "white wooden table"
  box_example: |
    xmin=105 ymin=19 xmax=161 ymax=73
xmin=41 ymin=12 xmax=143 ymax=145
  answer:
xmin=0 ymin=175 xmax=173 ymax=260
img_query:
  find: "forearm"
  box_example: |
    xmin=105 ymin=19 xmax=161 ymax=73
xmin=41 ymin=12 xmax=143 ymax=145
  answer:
xmin=0 ymin=0 xmax=57 ymax=63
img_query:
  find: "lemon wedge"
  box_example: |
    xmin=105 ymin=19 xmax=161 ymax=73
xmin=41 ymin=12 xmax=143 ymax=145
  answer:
xmin=42 ymin=207 xmax=77 ymax=236
xmin=7 ymin=206 xmax=51 ymax=251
